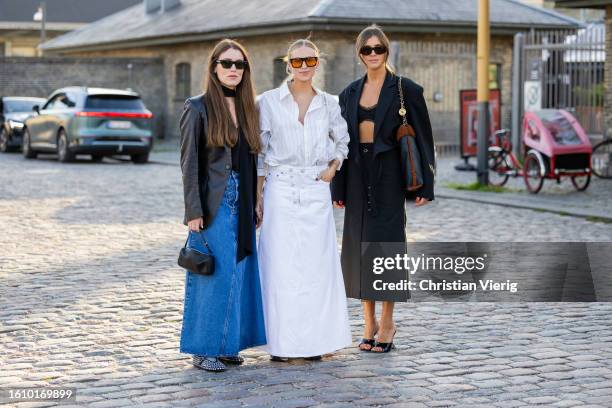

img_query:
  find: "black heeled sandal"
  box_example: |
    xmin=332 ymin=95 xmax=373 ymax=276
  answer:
xmin=371 ymin=329 xmax=397 ymax=353
xmin=359 ymin=327 xmax=379 ymax=351
xmin=270 ymin=355 xmax=289 ymax=362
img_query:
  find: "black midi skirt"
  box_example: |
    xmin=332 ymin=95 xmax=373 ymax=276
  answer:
xmin=340 ymin=144 xmax=409 ymax=302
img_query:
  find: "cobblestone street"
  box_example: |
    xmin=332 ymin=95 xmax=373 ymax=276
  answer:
xmin=1 ymin=151 xmax=612 ymax=407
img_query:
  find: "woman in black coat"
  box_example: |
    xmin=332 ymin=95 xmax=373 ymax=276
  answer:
xmin=331 ymin=25 xmax=436 ymax=353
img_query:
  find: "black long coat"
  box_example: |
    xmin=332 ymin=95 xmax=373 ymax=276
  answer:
xmin=331 ymin=71 xmax=436 ymax=301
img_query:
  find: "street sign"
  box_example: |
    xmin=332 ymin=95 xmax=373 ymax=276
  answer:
xmin=524 ymin=80 xmax=542 ymax=111
xmin=459 ymin=88 xmax=501 ymax=158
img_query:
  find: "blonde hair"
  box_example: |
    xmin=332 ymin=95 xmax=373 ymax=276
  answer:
xmin=355 ymin=24 xmax=395 ymax=73
xmin=284 ymin=38 xmax=321 ymax=75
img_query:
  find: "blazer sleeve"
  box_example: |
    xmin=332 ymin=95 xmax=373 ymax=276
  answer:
xmin=179 ymin=99 xmax=205 ymax=224
xmin=331 ymin=88 xmax=349 ymax=202
xmin=407 ymin=84 xmax=436 ymax=201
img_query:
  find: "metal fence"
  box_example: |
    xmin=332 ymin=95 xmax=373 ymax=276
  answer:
xmin=512 ymin=25 xmax=605 ymax=150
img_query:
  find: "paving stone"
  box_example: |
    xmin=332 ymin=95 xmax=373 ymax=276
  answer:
xmin=1 ymin=153 xmax=612 ymax=407
xmin=429 ymin=383 xmax=477 ymax=393
xmin=523 ymin=396 xmax=560 ymax=404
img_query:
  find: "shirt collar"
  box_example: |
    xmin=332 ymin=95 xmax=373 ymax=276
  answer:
xmin=279 ymin=79 xmax=323 ymax=101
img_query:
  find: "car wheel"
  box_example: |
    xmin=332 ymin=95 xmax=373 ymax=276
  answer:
xmin=22 ymin=128 xmax=37 ymax=159
xmin=131 ymin=153 xmax=149 ymax=164
xmin=57 ymin=129 xmax=75 ymax=163
xmin=0 ymin=127 xmax=10 ymax=153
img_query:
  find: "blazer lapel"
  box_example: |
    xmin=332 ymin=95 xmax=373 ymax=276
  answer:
xmin=373 ymin=71 xmax=396 ymax=141
xmin=348 ymin=75 xmax=366 ymax=136
xmin=348 ymin=75 xmax=366 ymax=167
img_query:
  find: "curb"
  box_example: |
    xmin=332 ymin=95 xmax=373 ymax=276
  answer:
xmin=437 ymin=187 xmax=612 ymax=222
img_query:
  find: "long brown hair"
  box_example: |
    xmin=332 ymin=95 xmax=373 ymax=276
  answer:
xmin=204 ymin=39 xmax=260 ymax=152
xmin=355 ymin=24 xmax=395 ymax=74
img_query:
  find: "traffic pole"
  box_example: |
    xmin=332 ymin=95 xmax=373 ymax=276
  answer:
xmin=476 ymin=0 xmax=490 ymax=185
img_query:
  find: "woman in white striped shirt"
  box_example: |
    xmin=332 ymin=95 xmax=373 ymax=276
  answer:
xmin=256 ymin=38 xmax=352 ymax=361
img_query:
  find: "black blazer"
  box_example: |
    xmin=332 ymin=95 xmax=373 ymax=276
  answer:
xmin=179 ymin=93 xmax=233 ymax=226
xmin=332 ymin=71 xmax=436 ymax=201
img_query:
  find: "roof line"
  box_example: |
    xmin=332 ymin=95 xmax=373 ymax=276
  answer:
xmin=40 ymin=0 xmax=584 ymax=52
xmin=0 ymin=21 xmax=85 ymax=30
xmin=555 ymin=0 xmax=610 ymax=8
xmin=502 ymin=0 xmax=585 ymax=27
xmin=51 ymin=1 xmax=143 ymax=42
xmin=41 ymin=18 xmax=581 ymax=53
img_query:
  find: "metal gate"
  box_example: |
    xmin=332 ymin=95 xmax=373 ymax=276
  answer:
xmin=511 ymin=25 xmax=605 ymax=150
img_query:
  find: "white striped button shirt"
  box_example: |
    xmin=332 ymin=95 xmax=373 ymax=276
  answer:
xmin=257 ymin=80 xmax=350 ymax=177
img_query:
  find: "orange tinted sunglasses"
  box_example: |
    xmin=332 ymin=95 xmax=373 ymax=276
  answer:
xmin=289 ymin=57 xmax=318 ymax=69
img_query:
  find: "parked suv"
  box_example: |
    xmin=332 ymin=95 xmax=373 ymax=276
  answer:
xmin=0 ymin=96 xmax=46 ymax=153
xmin=22 ymin=87 xmax=154 ymax=163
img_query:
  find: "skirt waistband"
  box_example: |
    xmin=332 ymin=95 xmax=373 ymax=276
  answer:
xmin=266 ymin=164 xmax=328 ymax=184
xmin=268 ymin=163 xmax=328 ymax=171
xmin=267 ymin=164 xmax=328 ymax=176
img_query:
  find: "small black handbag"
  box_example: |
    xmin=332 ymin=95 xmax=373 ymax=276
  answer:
xmin=177 ymin=232 xmax=215 ymax=275
xmin=396 ymin=76 xmax=424 ymax=192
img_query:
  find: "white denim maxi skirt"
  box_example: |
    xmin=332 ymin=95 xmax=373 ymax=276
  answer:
xmin=258 ymin=164 xmax=352 ymax=357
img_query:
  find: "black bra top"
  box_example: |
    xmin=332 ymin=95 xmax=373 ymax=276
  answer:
xmin=358 ymin=104 xmax=376 ymax=123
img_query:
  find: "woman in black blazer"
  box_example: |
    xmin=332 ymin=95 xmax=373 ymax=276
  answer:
xmin=331 ymin=25 xmax=436 ymax=353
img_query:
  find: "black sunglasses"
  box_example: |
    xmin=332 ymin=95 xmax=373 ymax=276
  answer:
xmin=216 ymin=59 xmax=248 ymax=70
xmin=359 ymin=45 xmax=387 ymax=55
xmin=289 ymin=56 xmax=318 ymax=68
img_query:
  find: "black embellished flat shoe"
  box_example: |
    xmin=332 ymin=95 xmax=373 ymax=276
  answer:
xmin=219 ymin=355 xmax=244 ymax=365
xmin=192 ymin=355 xmax=226 ymax=372
xmin=270 ymin=355 xmax=289 ymax=362
xmin=304 ymin=355 xmax=322 ymax=361
xmin=371 ymin=329 xmax=397 ymax=353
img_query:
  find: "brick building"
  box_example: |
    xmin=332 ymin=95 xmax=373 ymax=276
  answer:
xmin=40 ymin=0 xmax=581 ymax=143
xmin=522 ymin=0 xmax=605 ymax=20
xmin=0 ymin=0 xmax=140 ymax=57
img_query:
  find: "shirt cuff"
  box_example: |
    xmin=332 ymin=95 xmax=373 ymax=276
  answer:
xmin=334 ymin=153 xmax=346 ymax=171
xmin=257 ymin=161 xmax=269 ymax=177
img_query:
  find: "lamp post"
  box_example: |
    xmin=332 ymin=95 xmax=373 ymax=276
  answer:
xmin=127 ymin=63 xmax=133 ymax=91
xmin=33 ymin=1 xmax=46 ymax=55
xmin=476 ymin=0 xmax=490 ymax=185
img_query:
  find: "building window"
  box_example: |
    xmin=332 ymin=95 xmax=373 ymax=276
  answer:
xmin=273 ymin=57 xmax=286 ymax=88
xmin=489 ymin=63 xmax=501 ymax=90
xmin=175 ymin=62 xmax=191 ymax=99
xmin=0 ymin=43 xmax=5 ymax=56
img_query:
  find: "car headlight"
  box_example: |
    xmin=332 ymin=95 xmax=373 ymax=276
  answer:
xmin=8 ymin=120 xmax=25 ymax=130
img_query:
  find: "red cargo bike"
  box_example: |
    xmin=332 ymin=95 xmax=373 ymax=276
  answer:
xmin=488 ymin=109 xmax=592 ymax=194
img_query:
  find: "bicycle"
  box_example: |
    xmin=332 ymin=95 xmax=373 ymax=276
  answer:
xmin=591 ymin=131 xmax=612 ymax=179
xmin=487 ymin=122 xmax=591 ymax=194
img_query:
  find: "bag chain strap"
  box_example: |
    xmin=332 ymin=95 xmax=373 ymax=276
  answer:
xmin=398 ymin=76 xmax=408 ymax=126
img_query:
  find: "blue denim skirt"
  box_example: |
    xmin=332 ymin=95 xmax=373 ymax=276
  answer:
xmin=179 ymin=171 xmax=267 ymax=357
